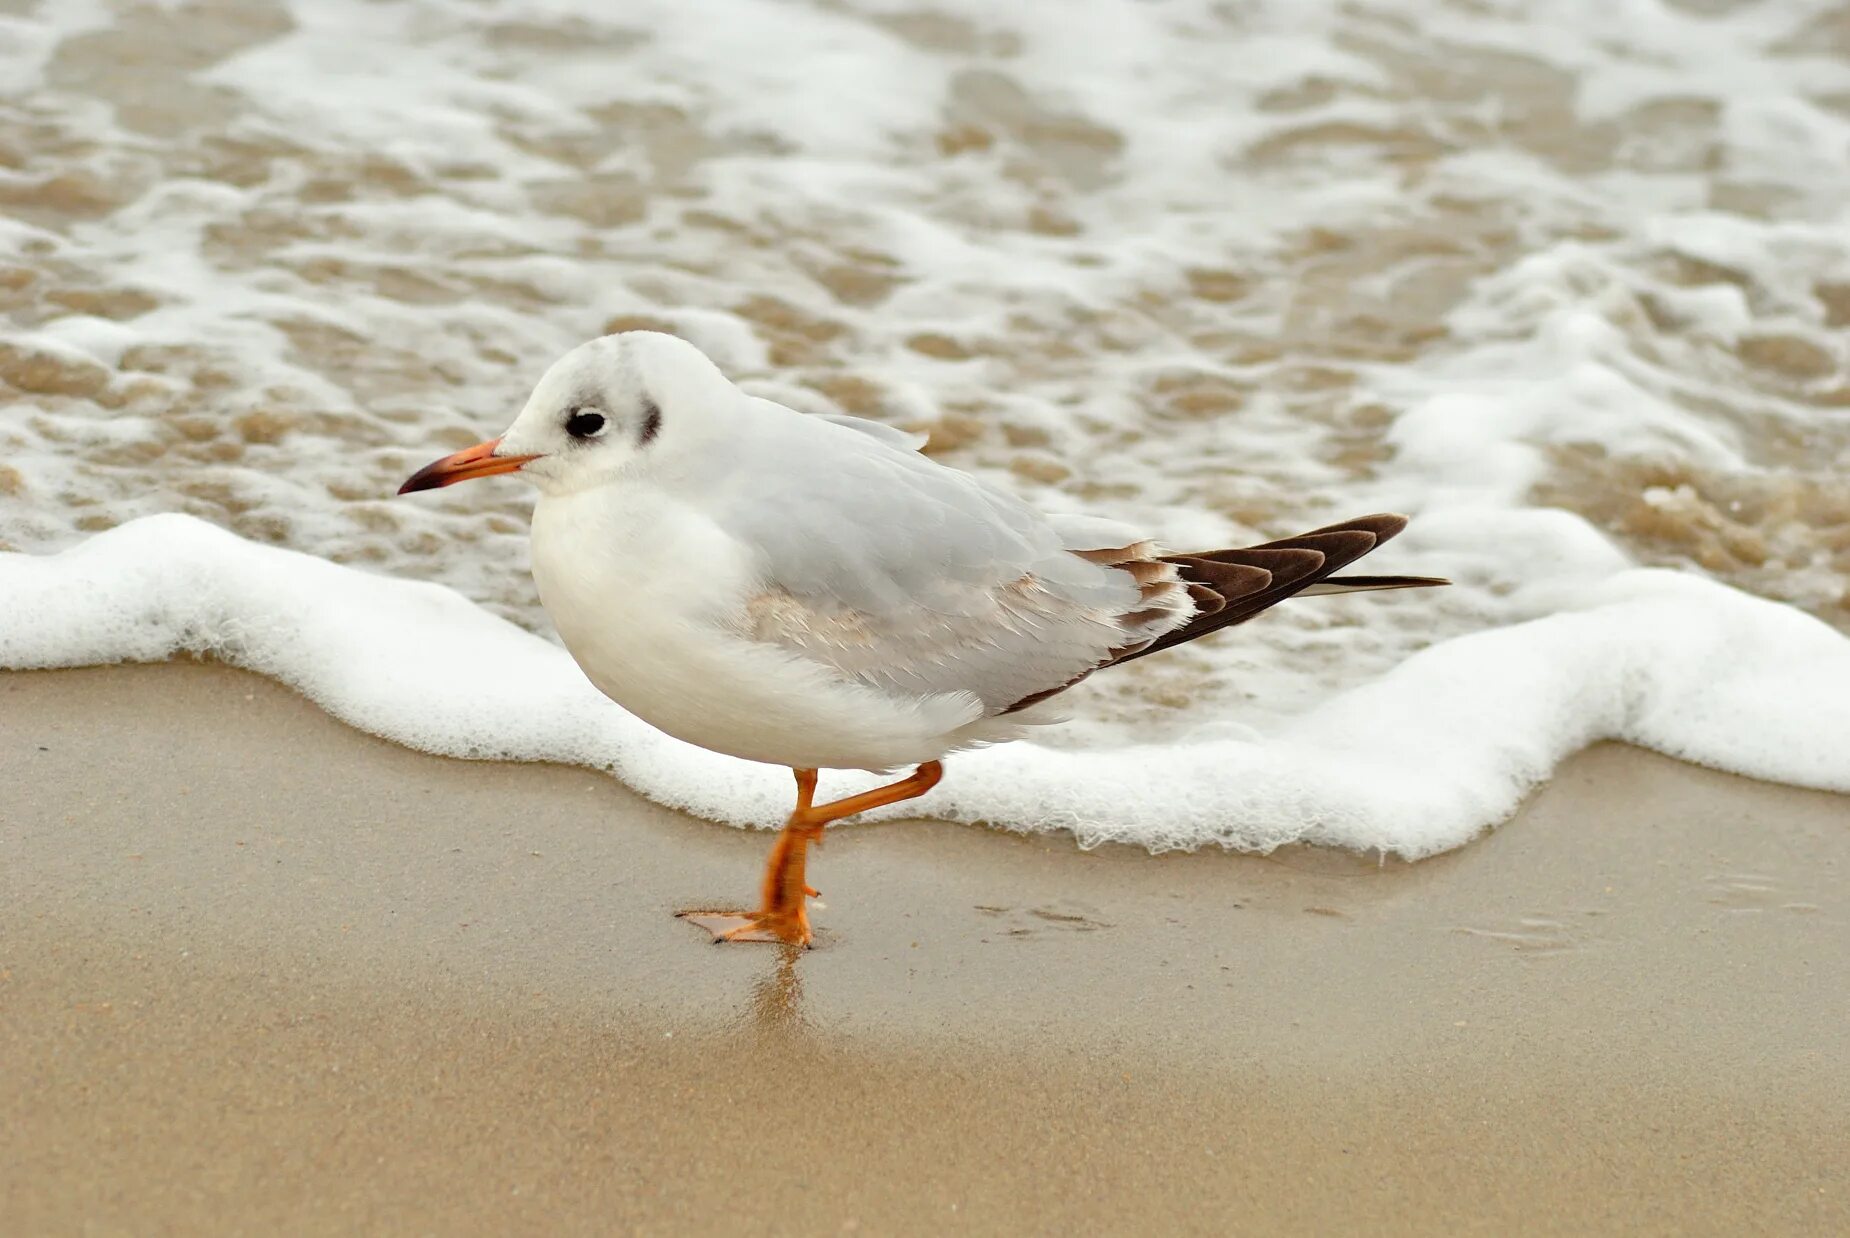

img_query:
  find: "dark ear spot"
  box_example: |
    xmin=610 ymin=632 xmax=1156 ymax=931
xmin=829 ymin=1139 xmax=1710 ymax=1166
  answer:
xmin=638 ymin=400 xmax=662 ymax=446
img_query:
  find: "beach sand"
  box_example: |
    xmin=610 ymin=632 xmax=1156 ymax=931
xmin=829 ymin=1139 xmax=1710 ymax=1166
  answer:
xmin=3 ymin=662 xmax=1847 ymax=1235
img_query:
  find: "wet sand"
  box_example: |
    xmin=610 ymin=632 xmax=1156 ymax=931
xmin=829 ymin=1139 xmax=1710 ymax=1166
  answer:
xmin=3 ymin=662 xmax=1847 ymax=1234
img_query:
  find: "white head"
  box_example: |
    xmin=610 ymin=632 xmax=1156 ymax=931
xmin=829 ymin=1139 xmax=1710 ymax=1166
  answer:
xmin=398 ymin=331 xmax=737 ymax=497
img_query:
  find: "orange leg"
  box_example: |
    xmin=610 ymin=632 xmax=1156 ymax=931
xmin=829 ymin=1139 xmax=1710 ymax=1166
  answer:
xmin=679 ymin=762 xmax=944 ymax=947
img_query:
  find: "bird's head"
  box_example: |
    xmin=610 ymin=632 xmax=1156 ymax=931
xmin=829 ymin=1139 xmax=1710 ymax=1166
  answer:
xmin=397 ymin=331 xmax=733 ymax=497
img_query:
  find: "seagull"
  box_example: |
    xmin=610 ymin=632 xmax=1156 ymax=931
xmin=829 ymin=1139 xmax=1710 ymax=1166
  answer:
xmin=399 ymin=331 xmax=1445 ymax=946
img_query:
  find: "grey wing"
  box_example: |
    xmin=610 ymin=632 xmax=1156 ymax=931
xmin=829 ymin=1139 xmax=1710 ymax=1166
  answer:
xmin=707 ymin=411 xmax=1196 ymax=713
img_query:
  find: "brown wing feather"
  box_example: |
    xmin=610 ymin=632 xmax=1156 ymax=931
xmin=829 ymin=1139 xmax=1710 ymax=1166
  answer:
xmin=1108 ymin=513 xmax=1441 ymax=667
xmin=1003 ymin=513 xmax=1445 ymax=712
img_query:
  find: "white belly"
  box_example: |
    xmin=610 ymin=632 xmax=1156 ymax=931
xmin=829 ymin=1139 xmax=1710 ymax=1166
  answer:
xmin=528 ymin=487 xmax=980 ymax=770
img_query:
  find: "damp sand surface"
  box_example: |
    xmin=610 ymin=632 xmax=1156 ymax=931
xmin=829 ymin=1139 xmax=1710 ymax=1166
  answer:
xmin=3 ymin=662 xmax=1848 ymax=1234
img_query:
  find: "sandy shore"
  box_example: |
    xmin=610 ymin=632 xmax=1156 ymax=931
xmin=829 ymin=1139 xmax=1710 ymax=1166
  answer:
xmin=3 ymin=662 xmax=1847 ymax=1234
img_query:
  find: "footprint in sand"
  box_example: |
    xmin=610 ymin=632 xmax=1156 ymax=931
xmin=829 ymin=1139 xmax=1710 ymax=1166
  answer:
xmin=1701 ymin=873 xmax=1820 ymax=915
xmin=1451 ymin=914 xmax=1588 ymax=957
xmin=974 ymin=903 xmax=1114 ymax=939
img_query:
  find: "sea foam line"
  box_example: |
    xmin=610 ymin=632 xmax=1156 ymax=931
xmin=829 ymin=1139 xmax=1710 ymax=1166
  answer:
xmin=3 ymin=513 xmax=1846 ymax=856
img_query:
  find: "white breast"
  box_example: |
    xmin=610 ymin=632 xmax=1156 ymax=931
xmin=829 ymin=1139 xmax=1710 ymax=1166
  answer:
xmin=528 ymin=484 xmax=984 ymax=771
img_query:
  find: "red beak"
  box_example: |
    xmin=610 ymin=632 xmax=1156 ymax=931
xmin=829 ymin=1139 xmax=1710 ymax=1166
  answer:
xmin=397 ymin=438 xmax=537 ymax=494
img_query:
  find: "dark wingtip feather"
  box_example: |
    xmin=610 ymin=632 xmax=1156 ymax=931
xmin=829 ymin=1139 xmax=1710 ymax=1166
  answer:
xmin=1321 ymin=573 xmax=1450 ymax=589
xmin=1316 ymin=512 xmax=1407 ymax=539
xmin=1190 ymin=545 xmax=1326 ymax=579
xmin=1115 ymin=514 xmax=1431 ymax=666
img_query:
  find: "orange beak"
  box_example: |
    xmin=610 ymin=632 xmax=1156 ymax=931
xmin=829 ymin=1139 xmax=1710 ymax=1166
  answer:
xmin=397 ymin=437 xmax=538 ymax=494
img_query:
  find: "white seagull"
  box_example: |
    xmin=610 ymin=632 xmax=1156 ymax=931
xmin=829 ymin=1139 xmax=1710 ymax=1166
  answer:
xmin=400 ymin=331 xmax=1445 ymax=946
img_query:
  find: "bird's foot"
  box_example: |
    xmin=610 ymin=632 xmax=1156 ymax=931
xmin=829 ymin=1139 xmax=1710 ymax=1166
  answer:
xmin=677 ymin=905 xmax=813 ymax=947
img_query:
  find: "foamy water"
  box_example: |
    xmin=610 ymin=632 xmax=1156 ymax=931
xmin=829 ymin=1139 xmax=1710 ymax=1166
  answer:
xmin=2 ymin=0 xmax=1847 ymax=853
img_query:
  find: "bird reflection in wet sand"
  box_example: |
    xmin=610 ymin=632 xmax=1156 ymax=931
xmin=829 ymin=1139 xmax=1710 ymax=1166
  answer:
xmin=745 ymin=944 xmax=809 ymax=1035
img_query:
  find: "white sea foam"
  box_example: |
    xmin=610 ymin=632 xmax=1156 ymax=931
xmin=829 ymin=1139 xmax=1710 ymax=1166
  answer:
xmin=3 ymin=513 xmax=1846 ymax=856
xmin=1 ymin=0 xmax=1848 ymax=852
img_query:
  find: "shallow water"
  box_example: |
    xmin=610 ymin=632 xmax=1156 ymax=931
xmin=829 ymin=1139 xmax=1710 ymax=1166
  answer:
xmin=2 ymin=0 xmax=1847 ymax=850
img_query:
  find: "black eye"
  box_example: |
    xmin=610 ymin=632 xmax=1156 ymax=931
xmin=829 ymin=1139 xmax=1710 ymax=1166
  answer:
xmin=565 ymin=409 xmax=607 ymax=439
